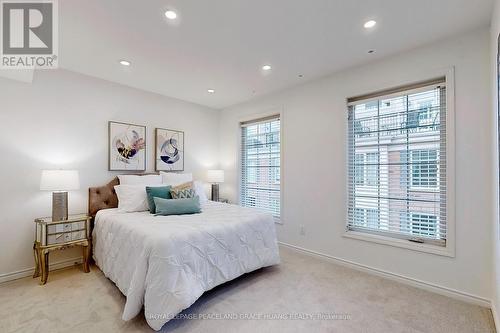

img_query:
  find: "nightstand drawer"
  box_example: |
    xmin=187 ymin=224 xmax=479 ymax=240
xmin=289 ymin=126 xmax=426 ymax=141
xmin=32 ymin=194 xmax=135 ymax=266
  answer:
xmin=47 ymin=233 xmax=68 ymax=245
xmin=47 ymin=221 xmax=86 ymax=234
xmin=47 ymin=231 xmax=86 ymax=245
xmin=71 ymin=230 xmax=86 ymax=241
xmin=47 ymin=223 xmax=71 ymax=234
xmin=72 ymin=221 xmax=85 ymax=231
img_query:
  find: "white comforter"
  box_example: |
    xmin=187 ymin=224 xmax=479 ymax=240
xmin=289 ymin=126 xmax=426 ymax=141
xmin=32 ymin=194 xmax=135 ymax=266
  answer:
xmin=93 ymin=201 xmax=280 ymax=331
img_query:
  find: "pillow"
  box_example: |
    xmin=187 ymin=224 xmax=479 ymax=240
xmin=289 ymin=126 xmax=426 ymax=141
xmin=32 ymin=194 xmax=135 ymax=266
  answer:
xmin=193 ymin=181 xmax=208 ymax=203
xmin=170 ymin=182 xmax=196 ymax=199
xmin=114 ymin=185 xmax=150 ymax=212
xmin=146 ymin=186 xmax=172 ymax=214
xmin=171 ymin=181 xmax=192 ymax=190
xmin=160 ymin=172 xmax=193 ymax=186
xmin=118 ymin=174 xmax=162 ymax=185
xmin=154 ymin=196 xmax=201 ymax=216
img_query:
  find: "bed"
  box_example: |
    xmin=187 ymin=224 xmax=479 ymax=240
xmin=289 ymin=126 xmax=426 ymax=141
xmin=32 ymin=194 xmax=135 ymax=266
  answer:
xmin=88 ymin=177 xmax=280 ymax=331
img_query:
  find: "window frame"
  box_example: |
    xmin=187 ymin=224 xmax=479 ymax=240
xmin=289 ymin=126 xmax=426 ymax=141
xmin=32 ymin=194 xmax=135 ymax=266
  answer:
xmin=238 ymin=109 xmax=284 ymax=224
xmin=343 ymin=68 xmax=455 ymax=258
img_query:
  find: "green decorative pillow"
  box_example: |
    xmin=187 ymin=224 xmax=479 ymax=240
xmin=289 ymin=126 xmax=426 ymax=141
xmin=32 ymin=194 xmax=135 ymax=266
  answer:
xmin=170 ymin=182 xmax=196 ymax=199
xmin=146 ymin=186 xmax=172 ymax=214
xmin=154 ymin=196 xmax=201 ymax=216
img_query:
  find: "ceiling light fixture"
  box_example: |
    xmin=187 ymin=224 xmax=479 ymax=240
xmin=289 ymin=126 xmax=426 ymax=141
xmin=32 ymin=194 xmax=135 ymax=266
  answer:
xmin=368 ymin=50 xmax=375 ymax=54
xmin=262 ymin=65 xmax=272 ymax=71
xmin=364 ymin=20 xmax=376 ymax=29
xmin=207 ymin=89 xmax=215 ymax=93
xmin=119 ymin=60 xmax=131 ymax=66
xmin=165 ymin=10 xmax=177 ymax=20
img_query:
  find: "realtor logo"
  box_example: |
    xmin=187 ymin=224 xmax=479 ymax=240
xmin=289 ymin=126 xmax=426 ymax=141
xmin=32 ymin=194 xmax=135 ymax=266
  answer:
xmin=1 ymin=0 xmax=58 ymax=68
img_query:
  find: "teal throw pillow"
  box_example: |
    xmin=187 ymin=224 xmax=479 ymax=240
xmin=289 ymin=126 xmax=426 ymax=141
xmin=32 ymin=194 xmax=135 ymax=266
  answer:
xmin=146 ymin=186 xmax=172 ymax=213
xmin=154 ymin=196 xmax=201 ymax=216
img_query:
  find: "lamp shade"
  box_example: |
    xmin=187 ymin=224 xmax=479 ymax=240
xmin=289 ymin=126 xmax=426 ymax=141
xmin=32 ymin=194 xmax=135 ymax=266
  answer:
xmin=40 ymin=170 xmax=80 ymax=191
xmin=207 ymin=170 xmax=224 ymax=183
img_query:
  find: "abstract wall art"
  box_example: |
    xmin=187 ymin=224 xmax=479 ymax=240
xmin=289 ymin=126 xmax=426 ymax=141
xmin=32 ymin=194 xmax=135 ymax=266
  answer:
xmin=155 ymin=128 xmax=184 ymax=171
xmin=108 ymin=121 xmax=146 ymax=171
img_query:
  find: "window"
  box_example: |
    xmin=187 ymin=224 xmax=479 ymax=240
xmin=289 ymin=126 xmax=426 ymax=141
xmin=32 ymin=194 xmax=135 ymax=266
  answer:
xmin=366 ymin=152 xmax=379 ymax=186
xmin=354 ymin=154 xmax=365 ymax=185
xmin=411 ymin=149 xmax=438 ymax=189
xmin=354 ymin=208 xmax=380 ymax=228
xmin=354 ymin=152 xmax=378 ymax=186
xmin=240 ymin=115 xmax=281 ymax=218
xmin=399 ymin=212 xmax=439 ymax=237
xmin=347 ymin=79 xmax=447 ymax=246
xmin=417 ymin=101 xmax=434 ymax=121
xmin=410 ymin=213 xmax=438 ymax=237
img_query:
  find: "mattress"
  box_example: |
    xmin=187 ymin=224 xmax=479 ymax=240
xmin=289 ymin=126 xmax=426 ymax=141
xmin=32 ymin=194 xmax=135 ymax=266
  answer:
xmin=92 ymin=201 xmax=280 ymax=330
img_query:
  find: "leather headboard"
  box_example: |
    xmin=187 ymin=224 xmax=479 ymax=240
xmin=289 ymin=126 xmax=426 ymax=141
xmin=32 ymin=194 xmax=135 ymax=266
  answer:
xmin=88 ymin=177 xmax=120 ymax=218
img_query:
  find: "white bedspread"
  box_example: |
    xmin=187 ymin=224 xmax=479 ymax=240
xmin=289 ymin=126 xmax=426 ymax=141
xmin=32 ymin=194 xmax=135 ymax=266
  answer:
xmin=93 ymin=201 xmax=280 ymax=331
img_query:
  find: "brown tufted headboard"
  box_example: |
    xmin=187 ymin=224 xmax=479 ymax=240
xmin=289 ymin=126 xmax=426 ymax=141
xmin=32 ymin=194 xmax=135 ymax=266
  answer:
xmin=88 ymin=177 xmax=120 ymax=218
xmin=87 ymin=177 xmax=120 ymax=262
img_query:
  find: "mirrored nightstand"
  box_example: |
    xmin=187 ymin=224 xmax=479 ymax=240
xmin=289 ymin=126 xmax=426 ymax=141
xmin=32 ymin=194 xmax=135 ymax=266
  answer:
xmin=33 ymin=214 xmax=91 ymax=285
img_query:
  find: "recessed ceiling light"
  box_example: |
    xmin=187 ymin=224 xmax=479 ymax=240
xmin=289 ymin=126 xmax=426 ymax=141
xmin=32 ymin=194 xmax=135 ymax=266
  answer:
xmin=119 ymin=60 xmax=131 ymax=66
xmin=262 ymin=65 xmax=272 ymax=71
xmin=364 ymin=20 xmax=377 ymax=29
xmin=207 ymin=89 xmax=215 ymax=93
xmin=165 ymin=10 xmax=177 ymax=20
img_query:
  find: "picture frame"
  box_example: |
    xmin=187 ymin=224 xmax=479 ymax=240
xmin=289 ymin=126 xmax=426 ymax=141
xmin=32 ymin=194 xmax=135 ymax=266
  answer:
xmin=108 ymin=121 xmax=146 ymax=171
xmin=155 ymin=128 xmax=184 ymax=171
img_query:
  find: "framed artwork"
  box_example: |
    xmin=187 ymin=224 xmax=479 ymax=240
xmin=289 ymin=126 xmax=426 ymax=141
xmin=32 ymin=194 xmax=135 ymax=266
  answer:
xmin=108 ymin=121 xmax=146 ymax=171
xmin=155 ymin=128 xmax=184 ymax=171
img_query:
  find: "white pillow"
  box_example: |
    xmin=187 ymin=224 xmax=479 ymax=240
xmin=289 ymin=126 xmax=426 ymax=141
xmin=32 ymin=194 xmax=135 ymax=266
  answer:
xmin=114 ymin=185 xmax=150 ymax=212
xmin=118 ymin=174 xmax=162 ymax=185
xmin=160 ymin=172 xmax=193 ymax=186
xmin=193 ymin=181 xmax=209 ymax=204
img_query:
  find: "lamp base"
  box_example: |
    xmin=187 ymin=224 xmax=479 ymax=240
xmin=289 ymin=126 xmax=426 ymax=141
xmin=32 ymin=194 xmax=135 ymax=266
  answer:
xmin=211 ymin=184 xmax=219 ymax=202
xmin=52 ymin=192 xmax=68 ymax=221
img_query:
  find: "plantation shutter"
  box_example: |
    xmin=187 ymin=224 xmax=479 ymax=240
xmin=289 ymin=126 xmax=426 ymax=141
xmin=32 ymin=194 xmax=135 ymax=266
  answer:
xmin=240 ymin=115 xmax=281 ymax=217
xmin=347 ymin=79 xmax=447 ymax=246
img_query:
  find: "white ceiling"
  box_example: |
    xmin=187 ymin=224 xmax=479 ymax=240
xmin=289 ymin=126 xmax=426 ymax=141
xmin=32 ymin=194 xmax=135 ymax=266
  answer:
xmin=58 ymin=0 xmax=493 ymax=109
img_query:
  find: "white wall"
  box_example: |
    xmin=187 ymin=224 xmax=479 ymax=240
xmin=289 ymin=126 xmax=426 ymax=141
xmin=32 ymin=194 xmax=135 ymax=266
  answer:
xmin=0 ymin=69 xmax=219 ymax=278
xmin=219 ymin=28 xmax=493 ymax=301
xmin=491 ymin=0 xmax=500 ymax=325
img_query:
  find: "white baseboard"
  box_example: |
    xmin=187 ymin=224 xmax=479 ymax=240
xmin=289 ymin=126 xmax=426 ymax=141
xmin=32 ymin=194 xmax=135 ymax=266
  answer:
xmin=492 ymin=301 xmax=499 ymax=333
xmin=279 ymin=242 xmax=492 ymax=308
xmin=0 ymin=256 xmax=83 ymax=284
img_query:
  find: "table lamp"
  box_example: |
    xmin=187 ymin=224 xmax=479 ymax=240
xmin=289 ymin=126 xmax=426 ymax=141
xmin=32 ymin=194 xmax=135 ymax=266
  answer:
xmin=207 ymin=170 xmax=224 ymax=202
xmin=40 ymin=170 xmax=80 ymax=221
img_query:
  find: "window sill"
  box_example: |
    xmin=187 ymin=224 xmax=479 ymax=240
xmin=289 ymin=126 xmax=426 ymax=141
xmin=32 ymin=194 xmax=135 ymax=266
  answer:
xmin=343 ymin=230 xmax=454 ymax=257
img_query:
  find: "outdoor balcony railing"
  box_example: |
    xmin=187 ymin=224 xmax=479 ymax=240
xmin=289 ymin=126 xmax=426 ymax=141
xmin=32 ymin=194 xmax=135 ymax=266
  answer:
xmin=354 ymin=108 xmax=440 ymax=139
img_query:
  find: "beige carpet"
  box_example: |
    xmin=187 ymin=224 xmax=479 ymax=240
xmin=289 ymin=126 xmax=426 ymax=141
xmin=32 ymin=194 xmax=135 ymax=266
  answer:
xmin=0 ymin=246 xmax=495 ymax=333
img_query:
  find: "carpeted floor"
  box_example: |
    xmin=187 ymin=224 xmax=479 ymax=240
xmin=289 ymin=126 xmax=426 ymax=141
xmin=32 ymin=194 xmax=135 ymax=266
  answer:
xmin=0 ymin=246 xmax=495 ymax=333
